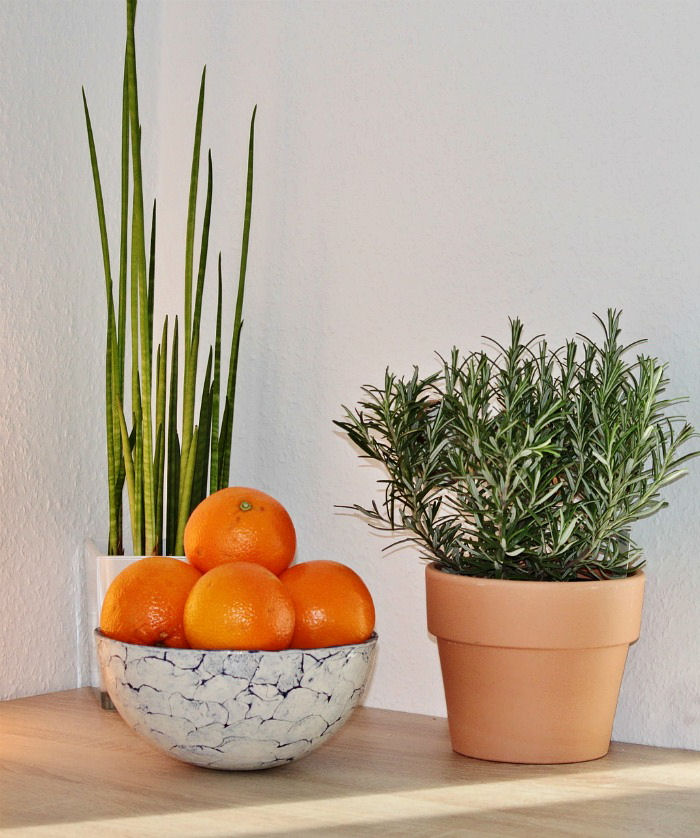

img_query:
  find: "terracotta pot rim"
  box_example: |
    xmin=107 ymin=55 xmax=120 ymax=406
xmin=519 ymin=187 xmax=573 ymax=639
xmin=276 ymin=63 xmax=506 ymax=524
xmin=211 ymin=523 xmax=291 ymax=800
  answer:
xmin=426 ymin=561 xmax=645 ymax=589
xmin=425 ymin=561 xmax=645 ymax=649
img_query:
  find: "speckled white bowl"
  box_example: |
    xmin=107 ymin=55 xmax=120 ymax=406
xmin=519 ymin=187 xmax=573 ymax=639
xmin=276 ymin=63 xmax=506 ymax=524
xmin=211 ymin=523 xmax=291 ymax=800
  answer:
xmin=95 ymin=629 xmax=377 ymax=770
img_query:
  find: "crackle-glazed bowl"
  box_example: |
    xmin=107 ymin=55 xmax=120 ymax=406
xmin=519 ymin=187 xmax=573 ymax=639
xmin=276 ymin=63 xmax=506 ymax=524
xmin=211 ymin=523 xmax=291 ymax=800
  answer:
xmin=95 ymin=629 xmax=377 ymax=770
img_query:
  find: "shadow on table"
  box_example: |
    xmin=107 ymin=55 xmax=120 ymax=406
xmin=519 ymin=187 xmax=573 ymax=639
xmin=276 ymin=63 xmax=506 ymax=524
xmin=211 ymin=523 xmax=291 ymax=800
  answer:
xmin=276 ymin=787 xmax=700 ymax=838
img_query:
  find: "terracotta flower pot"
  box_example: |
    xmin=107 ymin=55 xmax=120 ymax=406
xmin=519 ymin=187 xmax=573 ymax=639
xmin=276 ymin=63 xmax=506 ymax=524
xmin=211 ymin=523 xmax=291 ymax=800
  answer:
xmin=425 ymin=562 xmax=645 ymax=764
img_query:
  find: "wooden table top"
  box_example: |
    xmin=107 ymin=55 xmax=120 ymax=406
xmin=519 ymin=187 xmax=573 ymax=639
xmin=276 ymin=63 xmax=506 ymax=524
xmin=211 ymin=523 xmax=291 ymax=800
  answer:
xmin=2 ymin=688 xmax=699 ymax=836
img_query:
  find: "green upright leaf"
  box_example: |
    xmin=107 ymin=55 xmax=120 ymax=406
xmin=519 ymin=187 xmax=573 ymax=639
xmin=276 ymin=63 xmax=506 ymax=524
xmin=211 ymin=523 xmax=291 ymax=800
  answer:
xmin=105 ymin=325 xmax=118 ymax=554
xmin=153 ymin=423 xmax=165 ymax=555
xmin=116 ymin=397 xmax=137 ymax=553
xmin=192 ymin=151 xmax=213 ymax=349
xmin=219 ymin=105 xmax=256 ymax=485
xmin=117 ymin=55 xmax=129 ymax=403
xmin=191 ymin=350 xmax=214 ymax=511
xmin=132 ymin=375 xmax=143 ymax=555
xmin=210 ymin=257 xmax=223 ymax=493
xmin=126 ymin=0 xmax=155 ymax=553
xmin=184 ymin=66 xmax=207 ymax=351
xmin=182 ymin=150 xmax=213 ymax=504
xmin=175 ymin=428 xmax=199 ymax=555
xmin=156 ymin=317 xmax=168 ymax=450
xmin=82 ymin=89 xmax=122 ymax=554
xmin=180 ymin=67 xmax=207 ymax=516
xmin=153 ymin=317 xmax=168 ymax=553
xmin=218 ymin=395 xmax=232 ymax=489
xmin=82 ymin=91 xmax=114 ymax=334
xmin=166 ymin=317 xmax=180 ymax=555
xmin=147 ymin=199 xmax=156 ymax=364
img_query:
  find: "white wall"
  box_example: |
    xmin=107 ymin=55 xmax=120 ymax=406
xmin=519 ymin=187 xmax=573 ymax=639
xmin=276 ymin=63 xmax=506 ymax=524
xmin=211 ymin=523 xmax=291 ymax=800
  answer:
xmin=2 ymin=0 xmax=699 ymax=750
xmin=1 ymin=1 xmax=130 ymax=699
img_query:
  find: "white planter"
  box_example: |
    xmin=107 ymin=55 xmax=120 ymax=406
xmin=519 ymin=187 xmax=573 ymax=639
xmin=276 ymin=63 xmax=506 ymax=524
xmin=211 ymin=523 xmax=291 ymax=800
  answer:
xmin=82 ymin=541 xmax=191 ymax=704
xmin=82 ymin=539 xmax=141 ymax=700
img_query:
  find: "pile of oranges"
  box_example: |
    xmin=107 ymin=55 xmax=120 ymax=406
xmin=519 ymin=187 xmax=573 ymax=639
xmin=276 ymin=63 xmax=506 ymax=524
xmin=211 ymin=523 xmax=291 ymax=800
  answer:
xmin=100 ymin=487 xmax=375 ymax=652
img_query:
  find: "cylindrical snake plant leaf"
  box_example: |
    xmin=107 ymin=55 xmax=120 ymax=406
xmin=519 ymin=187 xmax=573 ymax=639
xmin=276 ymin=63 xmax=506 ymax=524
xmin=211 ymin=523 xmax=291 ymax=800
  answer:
xmin=210 ymin=258 xmax=223 ymax=494
xmin=219 ymin=105 xmax=256 ymax=486
xmin=191 ymin=349 xmax=214 ymax=512
xmin=175 ymin=428 xmax=200 ymax=555
xmin=82 ymin=89 xmax=123 ymax=555
xmin=166 ymin=316 xmax=181 ymax=555
xmin=181 ymin=81 xmax=208 ymax=509
xmin=126 ymin=0 xmax=155 ymax=554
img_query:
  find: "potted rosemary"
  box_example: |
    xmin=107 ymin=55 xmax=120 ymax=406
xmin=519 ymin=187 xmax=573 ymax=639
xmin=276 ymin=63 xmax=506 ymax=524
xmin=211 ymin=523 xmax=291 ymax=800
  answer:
xmin=336 ymin=310 xmax=697 ymax=763
xmin=82 ymin=0 xmax=255 ymax=697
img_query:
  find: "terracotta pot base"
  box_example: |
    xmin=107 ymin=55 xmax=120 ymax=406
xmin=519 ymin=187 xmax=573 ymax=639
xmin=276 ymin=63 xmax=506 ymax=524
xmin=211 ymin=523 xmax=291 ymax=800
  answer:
xmin=437 ymin=639 xmax=630 ymax=763
xmin=426 ymin=564 xmax=645 ymax=764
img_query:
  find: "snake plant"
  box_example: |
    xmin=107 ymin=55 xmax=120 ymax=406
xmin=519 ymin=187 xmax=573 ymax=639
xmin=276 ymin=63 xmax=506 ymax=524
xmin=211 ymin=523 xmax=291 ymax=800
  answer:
xmin=83 ymin=0 xmax=254 ymax=555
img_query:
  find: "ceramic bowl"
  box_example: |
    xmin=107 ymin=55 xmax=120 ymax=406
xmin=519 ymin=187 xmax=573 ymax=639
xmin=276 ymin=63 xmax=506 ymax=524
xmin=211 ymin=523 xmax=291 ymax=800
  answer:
xmin=95 ymin=629 xmax=377 ymax=770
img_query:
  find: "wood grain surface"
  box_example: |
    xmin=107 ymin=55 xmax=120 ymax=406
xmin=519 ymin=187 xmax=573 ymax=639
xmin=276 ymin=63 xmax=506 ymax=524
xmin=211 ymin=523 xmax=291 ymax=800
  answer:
xmin=1 ymin=688 xmax=699 ymax=836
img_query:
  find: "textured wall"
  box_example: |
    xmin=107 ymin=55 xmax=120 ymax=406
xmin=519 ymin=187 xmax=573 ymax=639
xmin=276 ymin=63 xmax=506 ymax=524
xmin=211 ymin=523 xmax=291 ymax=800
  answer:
xmin=0 ymin=0 xmax=161 ymax=700
xmin=2 ymin=0 xmax=699 ymax=750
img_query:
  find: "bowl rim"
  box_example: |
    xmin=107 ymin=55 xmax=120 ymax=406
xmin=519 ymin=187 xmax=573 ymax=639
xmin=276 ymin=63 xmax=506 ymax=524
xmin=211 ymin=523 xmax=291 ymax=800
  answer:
xmin=94 ymin=627 xmax=378 ymax=655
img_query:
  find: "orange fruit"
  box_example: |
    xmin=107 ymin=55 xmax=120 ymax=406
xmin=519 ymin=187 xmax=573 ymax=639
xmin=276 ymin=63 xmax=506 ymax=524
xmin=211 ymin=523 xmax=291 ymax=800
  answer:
xmin=280 ymin=560 xmax=375 ymax=649
xmin=184 ymin=486 xmax=296 ymax=576
xmin=183 ymin=562 xmax=295 ymax=650
xmin=100 ymin=556 xmax=202 ymax=647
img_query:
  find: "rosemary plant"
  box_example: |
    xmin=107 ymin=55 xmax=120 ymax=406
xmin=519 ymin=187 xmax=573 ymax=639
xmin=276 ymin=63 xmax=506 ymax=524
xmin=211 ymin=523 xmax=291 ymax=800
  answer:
xmin=83 ymin=0 xmax=254 ymax=555
xmin=336 ymin=311 xmax=698 ymax=581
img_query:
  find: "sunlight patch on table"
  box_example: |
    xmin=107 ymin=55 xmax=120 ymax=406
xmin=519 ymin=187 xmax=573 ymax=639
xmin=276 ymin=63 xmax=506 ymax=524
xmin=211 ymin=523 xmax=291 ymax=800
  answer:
xmin=4 ymin=759 xmax=698 ymax=837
